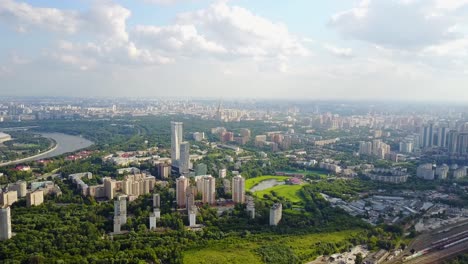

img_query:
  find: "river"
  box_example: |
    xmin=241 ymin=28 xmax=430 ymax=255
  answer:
xmin=0 ymin=132 xmax=94 ymax=166
xmin=250 ymin=179 xmax=285 ymax=192
xmin=35 ymin=133 xmax=94 ymax=159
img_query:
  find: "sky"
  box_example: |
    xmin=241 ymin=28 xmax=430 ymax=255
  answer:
xmin=1 ymin=0 xmax=468 ymax=101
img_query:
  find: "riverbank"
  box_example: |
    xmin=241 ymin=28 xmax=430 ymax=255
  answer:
xmin=0 ymin=132 xmax=94 ymax=167
xmin=0 ymin=138 xmax=58 ymax=167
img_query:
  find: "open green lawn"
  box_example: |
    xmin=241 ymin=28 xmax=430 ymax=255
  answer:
xmin=254 ymin=184 xmax=305 ymax=203
xmin=245 ymin=175 xmax=289 ymax=190
xmin=182 ymin=230 xmax=363 ymax=264
xmin=184 ymin=239 xmax=263 ymax=264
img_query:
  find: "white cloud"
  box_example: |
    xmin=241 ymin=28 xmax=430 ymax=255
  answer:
xmin=130 ymin=2 xmax=309 ymax=71
xmin=0 ymin=1 xmax=131 ymax=41
xmin=175 ymin=2 xmax=309 ymax=58
xmin=423 ymin=38 xmax=468 ymax=57
xmin=52 ymin=40 xmax=172 ymax=70
xmin=133 ymin=24 xmax=227 ymax=55
xmin=0 ymin=0 xmax=80 ymax=33
xmin=434 ymin=0 xmax=468 ymax=11
xmin=323 ymin=44 xmax=354 ymax=58
xmin=82 ymin=3 xmax=131 ymax=42
xmin=330 ymin=0 xmax=459 ymax=49
xmin=143 ymin=0 xmax=181 ymax=5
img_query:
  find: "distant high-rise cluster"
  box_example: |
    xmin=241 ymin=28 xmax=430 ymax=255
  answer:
xmin=416 ymin=163 xmax=467 ymax=180
xmin=69 ymin=172 xmax=156 ymax=201
xmin=358 ymin=139 xmax=391 ymax=159
xmin=418 ymin=123 xmax=467 ymax=152
xmin=176 ymin=173 xmax=247 ymax=209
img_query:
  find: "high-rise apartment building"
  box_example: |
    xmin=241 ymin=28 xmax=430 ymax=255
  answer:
xmin=176 ymin=176 xmax=188 ymax=208
xmin=458 ymin=133 xmax=468 ymax=155
xmin=438 ymin=126 xmax=448 ymax=147
xmin=153 ymin=193 xmax=160 ymax=208
xmin=232 ymin=175 xmax=245 ymax=203
xmin=359 ymin=140 xmax=389 ymax=158
xmin=157 ymin=163 xmax=170 ymax=178
xmin=186 ymin=191 xmax=195 ymax=211
xmin=189 ymin=206 xmax=197 ymax=227
xmin=149 ymin=213 xmax=157 ymax=230
xmin=269 ymin=203 xmax=282 ymax=226
xmin=246 ymin=196 xmax=255 ymax=219
xmin=113 ymin=216 xmax=121 ymax=233
xmin=8 ymin=181 xmax=27 ymax=198
xmin=179 ymin=142 xmax=190 ymax=175
xmin=114 ymin=195 xmax=127 ymax=225
xmin=399 ymin=141 xmax=413 ymax=153
xmin=1 ymin=191 xmax=18 ymax=207
xmin=422 ymin=123 xmax=434 ymax=148
xmin=448 ymin=130 xmax=459 ymax=154
xmin=103 ymin=177 xmax=116 ymax=200
xmin=26 ymin=190 xmax=44 ymax=207
xmin=0 ymin=207 xmax=12 ymax=241
xmin=416 ymin=164 xmax=435 ymax=180
xmin=171 ymin=122 xmax=183 ymax=168
xmin=202 ymin=176 xmax=216 ymax=205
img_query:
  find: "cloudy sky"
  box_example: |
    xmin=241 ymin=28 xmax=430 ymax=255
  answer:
xmin=1 ymin=0 xmax=468 ymax=101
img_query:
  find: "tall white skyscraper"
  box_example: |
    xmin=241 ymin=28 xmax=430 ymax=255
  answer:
xmin=171 ymin=121 xmax=183 ymax=167
xmin=0 ymin=207 xmax=12 ymax=241
xmin=232 ymin=175 xmax=245 ymax=203
xmin=179 ymin=142 xmax=190 ymax=175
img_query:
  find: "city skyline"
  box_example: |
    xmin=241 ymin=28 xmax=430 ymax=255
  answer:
xmin=1 ymin=0 xmax=468 ymax=101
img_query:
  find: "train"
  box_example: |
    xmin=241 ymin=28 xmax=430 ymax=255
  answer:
xmin=403 ymin=230 xmax=468 ymax=262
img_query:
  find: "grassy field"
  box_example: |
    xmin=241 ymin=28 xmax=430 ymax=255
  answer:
xmin=245 ymin=175 xmax=290 ymax=190
xmin=184 ymin=241 xmax=263 ymax=264
xmin=253 ymin=184 xmax=305 ymax=203
xmin=182 ymin=230 xmax=363 ymax=264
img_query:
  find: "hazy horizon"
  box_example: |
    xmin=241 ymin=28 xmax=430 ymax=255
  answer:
xmin=1 ymin=0 xmax=468 ymax=101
